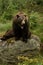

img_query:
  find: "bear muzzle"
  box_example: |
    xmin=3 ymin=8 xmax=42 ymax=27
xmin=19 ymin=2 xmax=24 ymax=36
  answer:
xmin=21 ymin=20 xmax=25 ymax=29
xmin=21 ymin=20 xmax=25 ymax=25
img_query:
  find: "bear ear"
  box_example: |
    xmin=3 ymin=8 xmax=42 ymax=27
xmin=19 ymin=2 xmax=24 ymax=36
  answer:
xmin=16 ymin=15 xmax=19 ymax=18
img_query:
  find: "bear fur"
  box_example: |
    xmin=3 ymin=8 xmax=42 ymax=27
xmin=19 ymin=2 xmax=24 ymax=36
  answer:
xmin=1 ymin=12 xmax=31 ymax=43
xmin=1 ymin=29 xmax=14 ymax=41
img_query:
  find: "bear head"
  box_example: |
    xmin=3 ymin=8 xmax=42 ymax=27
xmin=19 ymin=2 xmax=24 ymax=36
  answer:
xmin=13 ymin=12 xmax=29 ymax=30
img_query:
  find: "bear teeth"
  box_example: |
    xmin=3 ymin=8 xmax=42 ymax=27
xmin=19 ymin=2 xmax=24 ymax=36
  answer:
xmin=21 ymin=26 xmax=24 ymax=29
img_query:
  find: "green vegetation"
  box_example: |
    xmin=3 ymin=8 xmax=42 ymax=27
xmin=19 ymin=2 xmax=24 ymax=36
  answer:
xmin=0 ymin=22 xmax=12 ymax=32
xmin=18 ymin=58 xmax=43 ymax=65
xmin=29 ymin=11 xmax=43 ymax=42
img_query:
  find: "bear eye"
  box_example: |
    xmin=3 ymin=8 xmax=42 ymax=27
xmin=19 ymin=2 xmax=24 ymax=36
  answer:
xmin=16 ymin=15 xmax=20 ymax=18
xmin=24 ymin=15 xmax=26 ymax=17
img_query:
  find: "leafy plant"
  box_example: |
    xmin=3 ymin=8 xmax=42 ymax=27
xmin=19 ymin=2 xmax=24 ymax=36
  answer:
xmin=30 ymin=11 xmax=40 ymax=30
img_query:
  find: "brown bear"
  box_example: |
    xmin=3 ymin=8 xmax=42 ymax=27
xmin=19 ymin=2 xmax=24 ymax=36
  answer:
xmin=1 ymin=29 xmax=14 ymax=41
xmin=1 ymin=12 xmax=31 ymax=43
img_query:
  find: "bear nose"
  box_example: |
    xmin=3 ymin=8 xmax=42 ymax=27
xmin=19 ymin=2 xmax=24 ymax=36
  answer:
xmin=21 ymin=20 xmax=25 ymax=25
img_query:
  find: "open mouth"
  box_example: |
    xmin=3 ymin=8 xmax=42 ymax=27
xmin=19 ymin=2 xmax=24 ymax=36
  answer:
xmin=21 ymin=24 xmax=25 ymax=29
xmin=21 ymin=26 xmax=24 ymax=29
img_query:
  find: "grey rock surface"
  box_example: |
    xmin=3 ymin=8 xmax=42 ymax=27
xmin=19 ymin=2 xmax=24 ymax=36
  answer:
xmin=0 ymin=34 xmax=41 ymax=65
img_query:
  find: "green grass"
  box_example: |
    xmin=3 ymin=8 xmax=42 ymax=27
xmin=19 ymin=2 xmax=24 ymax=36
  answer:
xmin=18 ymin=56 xmax=43 ymax=65
xmin=29 ymin=11 xmax=43 ymax=43
xmin=31 ymin=23 xmax=43 ymax=43
xmin=0 ymin=22 xmax=12 ymax=32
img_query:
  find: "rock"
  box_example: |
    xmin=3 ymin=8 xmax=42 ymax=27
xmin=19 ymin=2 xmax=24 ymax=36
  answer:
xmin=0 ymin=34 xmax=41 ymax=65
